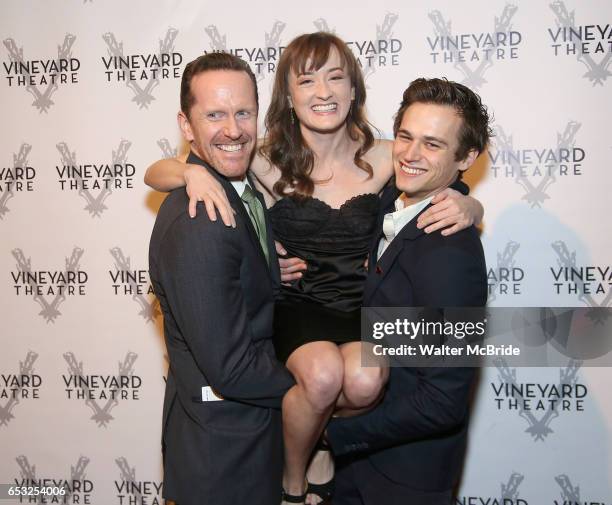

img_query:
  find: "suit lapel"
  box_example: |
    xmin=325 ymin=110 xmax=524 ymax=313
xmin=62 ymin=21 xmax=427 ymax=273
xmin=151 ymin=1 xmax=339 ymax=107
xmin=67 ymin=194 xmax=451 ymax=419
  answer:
xmin=367 ymin=185 xmax=400 ymax=273
xmin=186 ymin=153 xmax=275 ymax=281
xmin=227 ymin=183 xmax=271 ymax=269
xmin=365 ymin=175 xmax=469 ymax=304
xmin=248 ymin=174 xmax=280 ymax=286
xmin=365 ymin=198 xmax=432 ymax=304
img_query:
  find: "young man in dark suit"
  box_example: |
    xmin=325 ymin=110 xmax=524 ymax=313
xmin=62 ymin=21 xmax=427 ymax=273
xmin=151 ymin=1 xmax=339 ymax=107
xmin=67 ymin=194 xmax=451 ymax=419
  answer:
xmin=326 ymin=78 xmax=491 ymax=505
xmin=149 ymin=53 xmax=294 ymax=505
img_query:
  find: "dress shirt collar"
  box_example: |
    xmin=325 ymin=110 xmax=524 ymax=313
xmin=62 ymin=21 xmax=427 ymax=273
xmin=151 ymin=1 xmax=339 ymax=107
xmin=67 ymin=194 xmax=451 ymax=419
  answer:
xmin=378 ymin=194 xmax=433 ymax=259
xmin=230 ymin=177 xmax=250 ymax=197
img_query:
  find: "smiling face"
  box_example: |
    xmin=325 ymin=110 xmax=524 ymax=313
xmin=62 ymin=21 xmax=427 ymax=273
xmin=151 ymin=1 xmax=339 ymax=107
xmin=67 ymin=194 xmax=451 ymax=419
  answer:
xmin=178 ymin=70 xmax=257 ymax=179
xmin=287 ymin=47 xmax=354 ymax=134
xmin=393 ymin=102 xmax=477 ymax=204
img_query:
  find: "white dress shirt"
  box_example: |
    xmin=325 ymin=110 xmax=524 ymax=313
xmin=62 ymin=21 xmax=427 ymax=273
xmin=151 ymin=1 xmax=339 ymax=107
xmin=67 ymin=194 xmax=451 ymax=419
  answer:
xmin=377 ymin=195 xmax=433 ymax=260
xmin=230 ymin=177 xmax=251 ymax=212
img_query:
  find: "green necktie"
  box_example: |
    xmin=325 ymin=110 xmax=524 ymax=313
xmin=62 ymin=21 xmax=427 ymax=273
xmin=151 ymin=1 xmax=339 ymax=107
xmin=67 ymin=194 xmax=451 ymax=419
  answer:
xmin=241 ymin=185 xmax=270 ymax=264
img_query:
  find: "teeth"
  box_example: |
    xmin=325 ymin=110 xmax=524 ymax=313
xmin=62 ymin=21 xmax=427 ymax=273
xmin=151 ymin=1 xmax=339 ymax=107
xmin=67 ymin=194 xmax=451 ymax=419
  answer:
xmin=401 ymin=164 xmax=425 ymax=175
xmin=312 ymin=104 xmax=337 ymax=112
xmin=217 ymin=144 xmax=243 ymax=152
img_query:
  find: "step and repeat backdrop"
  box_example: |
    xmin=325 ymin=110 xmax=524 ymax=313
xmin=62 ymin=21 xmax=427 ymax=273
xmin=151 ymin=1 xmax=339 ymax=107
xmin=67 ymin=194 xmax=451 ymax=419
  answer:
xmin=1 ymin=0 xmax=611 ymax=503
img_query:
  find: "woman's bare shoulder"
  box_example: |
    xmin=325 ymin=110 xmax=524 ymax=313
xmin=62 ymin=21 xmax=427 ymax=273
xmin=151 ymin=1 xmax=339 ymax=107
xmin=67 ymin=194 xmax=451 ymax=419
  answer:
xmin=251 ymin=147 xmax=277 ymax=177
xmin=370 ymin=138 xmax=393 ymax=156
xmin=366 ymin=138 xmax=394 ymax=180
xmin=250 ymin=143 xmax=281 ymax=194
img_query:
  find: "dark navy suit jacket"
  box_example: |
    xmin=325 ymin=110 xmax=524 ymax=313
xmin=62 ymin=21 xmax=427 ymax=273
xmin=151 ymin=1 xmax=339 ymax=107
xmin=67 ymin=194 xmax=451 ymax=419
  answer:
xmin=327 ymin=181 xmax=487 ymax=493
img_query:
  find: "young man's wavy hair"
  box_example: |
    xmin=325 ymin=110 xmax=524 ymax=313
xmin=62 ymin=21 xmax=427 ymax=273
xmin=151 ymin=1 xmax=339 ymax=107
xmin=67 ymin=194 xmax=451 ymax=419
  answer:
xmin=393 ymin=78 xmax=493 ymax=162
xmin=261 ymin=32 xmax=375 ymax=198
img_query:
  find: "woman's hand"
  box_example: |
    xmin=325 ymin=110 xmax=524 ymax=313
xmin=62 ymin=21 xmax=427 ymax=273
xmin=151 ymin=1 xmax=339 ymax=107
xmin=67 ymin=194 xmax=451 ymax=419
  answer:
xmin=184 ymin=164 xmax=236 ymax=227
xmin=416 ymin=187 xmax=484 ymax=236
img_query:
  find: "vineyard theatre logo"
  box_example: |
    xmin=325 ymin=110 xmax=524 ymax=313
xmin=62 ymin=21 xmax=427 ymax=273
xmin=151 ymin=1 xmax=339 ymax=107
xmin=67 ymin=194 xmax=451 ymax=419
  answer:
xmin=109 ymin=247 xmax=160 ymax=322
xmin=204 ymin=21 xmax=287 ymax=82
xmin=428 ymin=4 xmax=522 ymax=89
xmin=114 ymin=457 xmax=163 ymax=505
xmin=11 ymin=247 xmax=87 ymax=323
xmin=157 ymin=138 xmax=177 ymax=159
xmin=2 ymin=34 xmax=79 ymax=113
xmin=554 ymin=474 xmax=607 ymax=505
xmin=102 ymin=28 xmax=182 ymax=109
xmin=456 ymin=472 xmax=527 ymax=505
xmin=548 ymin=1 xmax=611 ymax=86
xmin=492 ymin=358 xmax=586 ymax=441
xmin=313 ymin=14 xmax=402 ymax=81
xmin=63 ymin=351 xmax=140 ymax=428
xmin=13 ymin=455 xmax=93 ymax=504
xmin=0 ymin=143 xmax=35 ymax=220
xmin=488 ymin=241 xmax=524 ymax=302
xmin=0 ymin=351 xmax=40 ymax=427
xmin=551 ymin=241 xmax=612 ymax=308
xmin=555 ymin=475 xmax=581 ymax=504
xmin=313 ymin=18 xmax=332 ymax=32
xmin=490 ymin=122 xmax=583 ymax=208
xmin=56 ymin=140 xmax=134 ymax=217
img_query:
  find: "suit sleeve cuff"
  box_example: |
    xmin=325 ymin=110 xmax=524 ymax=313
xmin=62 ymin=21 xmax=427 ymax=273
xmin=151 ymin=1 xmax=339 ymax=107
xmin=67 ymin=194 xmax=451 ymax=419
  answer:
xmin=327 ymin=418 xmax=371 ymax=457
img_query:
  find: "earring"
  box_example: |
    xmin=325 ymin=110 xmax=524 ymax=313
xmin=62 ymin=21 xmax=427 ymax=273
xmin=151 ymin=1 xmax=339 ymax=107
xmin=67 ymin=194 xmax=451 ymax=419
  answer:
xmin=290 ymin=107 xmax=295 ymax=125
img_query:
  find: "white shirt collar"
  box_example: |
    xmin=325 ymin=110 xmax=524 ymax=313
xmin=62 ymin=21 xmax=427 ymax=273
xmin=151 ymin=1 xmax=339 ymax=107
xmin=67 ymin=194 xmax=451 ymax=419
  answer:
xmin=378 ymin=194 xmax=433 ymax=260
xmin=230 ymin=177 xmax=250 ymax=197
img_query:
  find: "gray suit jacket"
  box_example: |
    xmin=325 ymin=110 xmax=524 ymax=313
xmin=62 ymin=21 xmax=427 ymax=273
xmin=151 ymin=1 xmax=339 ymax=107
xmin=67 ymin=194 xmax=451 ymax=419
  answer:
xmin=149 ymin=152 xmax=294 ymax=505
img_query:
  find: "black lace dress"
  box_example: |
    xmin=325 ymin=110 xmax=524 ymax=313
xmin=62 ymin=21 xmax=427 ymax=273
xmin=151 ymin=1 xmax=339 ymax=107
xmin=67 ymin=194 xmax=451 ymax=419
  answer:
xmin=269 ymin=193 xmax=380 ymax=362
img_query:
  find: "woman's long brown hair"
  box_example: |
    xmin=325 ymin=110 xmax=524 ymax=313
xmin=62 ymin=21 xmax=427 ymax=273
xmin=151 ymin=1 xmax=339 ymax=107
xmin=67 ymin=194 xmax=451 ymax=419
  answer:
xmin=260 ymin=32 xmax=375 ymax=198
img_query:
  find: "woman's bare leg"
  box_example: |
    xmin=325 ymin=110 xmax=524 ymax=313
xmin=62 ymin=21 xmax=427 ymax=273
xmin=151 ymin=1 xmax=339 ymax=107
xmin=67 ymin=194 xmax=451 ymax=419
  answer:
xmin=305 ymin=342 xmax=388 ymax=504
xmin=281 ymin=342 xmax=344 ymax=504
xmin=336 ymin=342 xmax=389 ymax=415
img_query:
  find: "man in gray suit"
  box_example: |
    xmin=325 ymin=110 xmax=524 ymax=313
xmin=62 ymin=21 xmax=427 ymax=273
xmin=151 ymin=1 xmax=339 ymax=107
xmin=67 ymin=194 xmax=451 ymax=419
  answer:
xmin=149 ymin=53 xmax=294 ymax=505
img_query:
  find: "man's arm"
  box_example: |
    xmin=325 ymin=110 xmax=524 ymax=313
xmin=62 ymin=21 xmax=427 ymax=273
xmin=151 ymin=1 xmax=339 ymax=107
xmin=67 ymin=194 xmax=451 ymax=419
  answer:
xmin=328 ymin=241 xmax=485 ymax=456
xmin=328 ymin=366 xmax=475 ymax=456
xmin=158 ymin=210 xmax=294 ymax=409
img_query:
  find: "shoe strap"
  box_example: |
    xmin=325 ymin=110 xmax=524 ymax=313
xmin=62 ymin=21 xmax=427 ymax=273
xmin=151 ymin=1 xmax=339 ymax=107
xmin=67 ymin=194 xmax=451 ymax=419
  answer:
xmin=281 ymin=490 xmax=307 ymax=503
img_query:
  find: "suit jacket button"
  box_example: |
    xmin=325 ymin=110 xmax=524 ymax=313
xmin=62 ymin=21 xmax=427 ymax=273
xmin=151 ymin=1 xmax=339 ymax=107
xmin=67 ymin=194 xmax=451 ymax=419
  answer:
xmin=375 ymin=266 xmax=382 ymax=275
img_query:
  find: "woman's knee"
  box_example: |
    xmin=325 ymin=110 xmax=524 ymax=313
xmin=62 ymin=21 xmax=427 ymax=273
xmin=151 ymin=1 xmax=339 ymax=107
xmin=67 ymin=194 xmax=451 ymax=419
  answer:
xmin=291 ymin=351 xmax=344 ymax=412
xmin=343 ymin=365 xmax=387 ymax=408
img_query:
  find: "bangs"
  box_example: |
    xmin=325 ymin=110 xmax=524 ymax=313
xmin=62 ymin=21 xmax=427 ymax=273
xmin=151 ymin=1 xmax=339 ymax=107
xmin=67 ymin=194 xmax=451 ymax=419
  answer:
xmin=289 ymin=36 xmax=348 ymax=76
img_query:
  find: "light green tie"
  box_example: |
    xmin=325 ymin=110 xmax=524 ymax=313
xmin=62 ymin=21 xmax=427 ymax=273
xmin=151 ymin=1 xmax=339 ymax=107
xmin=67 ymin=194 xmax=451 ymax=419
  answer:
xmin=241 ymin=185 xmax=270 ymax=264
